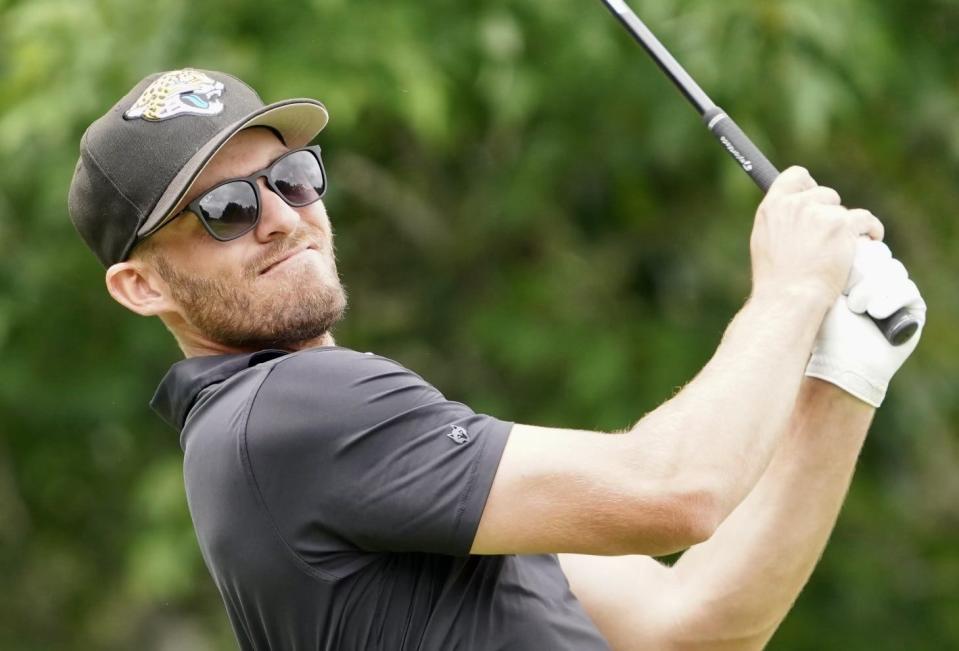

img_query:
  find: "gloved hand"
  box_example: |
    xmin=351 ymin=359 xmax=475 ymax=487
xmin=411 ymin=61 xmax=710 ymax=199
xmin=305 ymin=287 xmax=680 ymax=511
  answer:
xmin=805 ymin=239 xmax=927 ymax=407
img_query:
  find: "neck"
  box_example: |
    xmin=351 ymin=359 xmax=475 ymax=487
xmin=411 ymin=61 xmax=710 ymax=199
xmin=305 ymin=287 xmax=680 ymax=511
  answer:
xmin=172 ymin=327 xmax=336 ymax=358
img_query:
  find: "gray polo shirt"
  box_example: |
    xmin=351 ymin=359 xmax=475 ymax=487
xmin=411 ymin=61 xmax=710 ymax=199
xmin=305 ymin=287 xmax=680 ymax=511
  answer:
xmin=151 ymin=346 xmax=611 ymax=650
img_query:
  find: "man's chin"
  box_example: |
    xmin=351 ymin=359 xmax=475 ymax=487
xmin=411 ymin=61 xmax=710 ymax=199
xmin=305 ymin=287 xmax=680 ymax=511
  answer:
xmin=187 ymin=291 xmax=347 ymax=351
xmin=166 ymin=256 xmax=347 ymax=352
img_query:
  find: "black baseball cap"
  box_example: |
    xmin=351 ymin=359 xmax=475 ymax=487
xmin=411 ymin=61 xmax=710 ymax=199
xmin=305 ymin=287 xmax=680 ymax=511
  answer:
xmin=68 ymin=68 xmax=329 ymax=267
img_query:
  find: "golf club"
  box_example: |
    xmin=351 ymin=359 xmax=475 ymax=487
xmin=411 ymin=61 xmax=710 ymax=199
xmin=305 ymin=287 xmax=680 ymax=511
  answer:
xmin=599 ymin=0 xmax=919 ymax=346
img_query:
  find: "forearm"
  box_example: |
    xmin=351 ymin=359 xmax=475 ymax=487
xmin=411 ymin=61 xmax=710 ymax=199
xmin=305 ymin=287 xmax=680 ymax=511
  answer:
xmin=667 ymin=378 xmax=874 ymax=649
xmin=629 ymin=288 xmax=830 ymax=521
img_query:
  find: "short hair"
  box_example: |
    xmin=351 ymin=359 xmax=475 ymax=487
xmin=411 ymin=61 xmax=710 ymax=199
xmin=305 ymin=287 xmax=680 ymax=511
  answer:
xmin=128 ymin=232 xmax=162 ymax=263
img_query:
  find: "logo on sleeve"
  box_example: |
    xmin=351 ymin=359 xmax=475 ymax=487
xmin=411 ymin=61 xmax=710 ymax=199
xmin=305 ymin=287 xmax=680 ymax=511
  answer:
xmin=447 ymin=425 xmax=470 ymax=445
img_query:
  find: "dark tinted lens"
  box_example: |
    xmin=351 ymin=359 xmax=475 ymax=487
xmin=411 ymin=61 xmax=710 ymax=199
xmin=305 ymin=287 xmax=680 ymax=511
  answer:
xmin=198 ymin=181 xmax=258 ymax=239
xmin=271 ymin=150 xmax=325 ymax=206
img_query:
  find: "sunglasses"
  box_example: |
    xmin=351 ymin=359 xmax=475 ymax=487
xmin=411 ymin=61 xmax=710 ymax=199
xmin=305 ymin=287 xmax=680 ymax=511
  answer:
xmin=181 ymin=145 xmax=327 ymax=241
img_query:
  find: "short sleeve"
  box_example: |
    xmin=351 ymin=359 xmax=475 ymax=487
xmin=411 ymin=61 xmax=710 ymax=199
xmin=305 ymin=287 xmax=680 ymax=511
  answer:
xmin=243 ymin=348 xmax=512 ymax=559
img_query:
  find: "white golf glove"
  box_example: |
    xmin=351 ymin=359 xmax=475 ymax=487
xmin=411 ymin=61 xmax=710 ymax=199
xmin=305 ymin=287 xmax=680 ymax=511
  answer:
xmin=805 ymin=239 xmax=927 ymax=407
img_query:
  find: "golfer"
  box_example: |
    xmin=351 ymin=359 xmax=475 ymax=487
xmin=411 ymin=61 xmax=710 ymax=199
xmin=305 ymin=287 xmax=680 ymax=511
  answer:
xmin=68 ymin=69 xmax=925 ymax=650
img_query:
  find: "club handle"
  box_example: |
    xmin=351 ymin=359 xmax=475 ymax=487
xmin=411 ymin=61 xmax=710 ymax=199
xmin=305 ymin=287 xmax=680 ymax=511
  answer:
xmin=873 ymin=308 xmax=921 ymax=346
xmin=702 ymin=106 xmax=919 ymax=346
xmin=703 ymin=107 xmax=780 ymax=191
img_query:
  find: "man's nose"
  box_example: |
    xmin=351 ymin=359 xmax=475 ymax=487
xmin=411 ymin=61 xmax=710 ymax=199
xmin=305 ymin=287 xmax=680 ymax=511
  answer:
xmin=254 ymin=177 xmax=300 ymax=240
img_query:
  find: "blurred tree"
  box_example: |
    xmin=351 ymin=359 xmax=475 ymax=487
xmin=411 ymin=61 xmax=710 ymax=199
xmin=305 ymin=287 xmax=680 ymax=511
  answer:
xmin=0 ymin=0 xmax=956 ymax=648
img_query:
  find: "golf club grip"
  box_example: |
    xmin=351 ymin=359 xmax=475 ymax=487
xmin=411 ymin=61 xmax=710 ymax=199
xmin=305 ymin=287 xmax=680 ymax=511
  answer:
xmin=703 ymin=107 xmax=779 ymax=191
xmin=702 ymin=106 xmax=919 ymax=346
xmin=873 ymin=308 xmax=920 ymax=346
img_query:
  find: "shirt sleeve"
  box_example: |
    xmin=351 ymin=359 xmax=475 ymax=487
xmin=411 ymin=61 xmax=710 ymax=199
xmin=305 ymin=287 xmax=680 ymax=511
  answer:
xmin=243 ymin=348 xmax=512 ymax=560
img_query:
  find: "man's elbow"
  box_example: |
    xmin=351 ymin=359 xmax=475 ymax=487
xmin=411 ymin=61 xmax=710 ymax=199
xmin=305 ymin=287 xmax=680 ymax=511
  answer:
xmin=681 ymin=482 xmax=726 ymax=546
xmin=665 ymin=483 xmax=724 ymax=551
xmin=621 ymin=483 xmax=724 ymax=556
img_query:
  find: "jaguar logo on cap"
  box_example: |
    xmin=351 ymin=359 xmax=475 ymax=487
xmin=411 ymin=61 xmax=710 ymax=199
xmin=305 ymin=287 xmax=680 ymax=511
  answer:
xmin=123 ymin=68 xmax=225 ymax=122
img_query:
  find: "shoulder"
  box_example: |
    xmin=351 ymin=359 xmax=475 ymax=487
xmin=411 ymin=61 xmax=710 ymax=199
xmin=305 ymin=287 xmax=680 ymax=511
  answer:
xmin=247 ymin=346 xmax=446 ymax=436
xmin=264 ymin=346 xmax=439 ymax=401
xmin=274 ymin=346 xmax=429 ymax=379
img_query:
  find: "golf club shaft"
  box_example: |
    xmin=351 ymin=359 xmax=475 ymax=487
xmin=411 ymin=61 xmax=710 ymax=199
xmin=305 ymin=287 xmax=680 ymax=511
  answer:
xmin=599 ymin=0 xmax=919 ymax=345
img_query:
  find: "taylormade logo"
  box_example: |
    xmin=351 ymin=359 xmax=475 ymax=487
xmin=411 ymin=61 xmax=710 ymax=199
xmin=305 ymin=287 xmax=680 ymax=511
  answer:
xmin=719 ymin=136 xmax=754 ymax=172
xmin=447 ymin=425 xmax=470 ymax=445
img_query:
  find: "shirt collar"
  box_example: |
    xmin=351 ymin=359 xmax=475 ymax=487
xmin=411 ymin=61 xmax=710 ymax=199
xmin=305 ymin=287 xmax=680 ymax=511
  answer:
xmin=149 ymin=349 xmax=289 ymax=430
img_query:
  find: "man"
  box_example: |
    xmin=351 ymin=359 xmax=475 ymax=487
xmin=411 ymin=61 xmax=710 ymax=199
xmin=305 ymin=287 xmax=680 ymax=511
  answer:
xmin=68 ymin=69 xmax=925 ymax=650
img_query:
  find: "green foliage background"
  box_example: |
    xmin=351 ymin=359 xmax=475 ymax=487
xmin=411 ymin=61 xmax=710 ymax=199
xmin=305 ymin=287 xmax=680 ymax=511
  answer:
xmin=1 ymin=0 xmax=957 ymax=648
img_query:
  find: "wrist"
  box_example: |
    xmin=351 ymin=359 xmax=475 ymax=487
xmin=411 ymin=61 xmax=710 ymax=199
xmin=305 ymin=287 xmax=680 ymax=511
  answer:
xmin=790 ymin=377 xmax=877 ymax=448
xmin=721 ymin=283 xmax=832 ymax=360
xmin=804 ymin=357 xmax=885 ymax=408
xmin=748 ymin=282 xmax=833 ymax=322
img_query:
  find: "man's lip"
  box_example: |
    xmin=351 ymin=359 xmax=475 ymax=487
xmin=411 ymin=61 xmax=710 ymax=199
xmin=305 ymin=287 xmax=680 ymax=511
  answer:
xmin=259 ymin=244 xmax=314 ymax=275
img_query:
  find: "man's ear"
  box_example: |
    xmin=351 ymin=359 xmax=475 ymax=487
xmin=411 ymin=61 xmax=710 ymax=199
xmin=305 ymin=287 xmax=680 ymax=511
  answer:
xmin=105 ymin=261 xmax=177 ymax=317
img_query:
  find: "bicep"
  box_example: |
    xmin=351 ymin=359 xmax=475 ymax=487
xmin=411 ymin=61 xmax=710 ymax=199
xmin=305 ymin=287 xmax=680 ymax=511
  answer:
xmin=470 ymin=424 xmax=710 ymax=556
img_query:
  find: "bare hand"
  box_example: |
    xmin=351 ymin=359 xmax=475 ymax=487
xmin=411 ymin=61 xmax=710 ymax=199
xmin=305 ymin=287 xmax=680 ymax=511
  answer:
xmin=750 ymin=166 xmax=885 ymax=302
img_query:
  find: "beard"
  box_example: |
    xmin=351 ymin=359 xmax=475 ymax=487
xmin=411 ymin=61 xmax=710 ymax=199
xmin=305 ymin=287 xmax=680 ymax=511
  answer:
xmin=154 ymin=238 xmax=348 ymax=351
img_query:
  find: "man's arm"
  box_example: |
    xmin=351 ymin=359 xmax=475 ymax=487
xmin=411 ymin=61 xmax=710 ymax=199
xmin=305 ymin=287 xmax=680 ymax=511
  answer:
xmin=472 ymin=288 xmax=827 ymax=557
xmin=472 ymin=167 xmax=883 ymax=557
xmin=559 ymin=378 xmax=873 ymax=650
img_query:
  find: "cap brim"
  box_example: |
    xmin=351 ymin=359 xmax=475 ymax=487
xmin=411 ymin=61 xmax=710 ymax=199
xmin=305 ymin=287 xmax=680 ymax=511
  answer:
xmin=136 ymin=98 xmax=329 ymax=238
